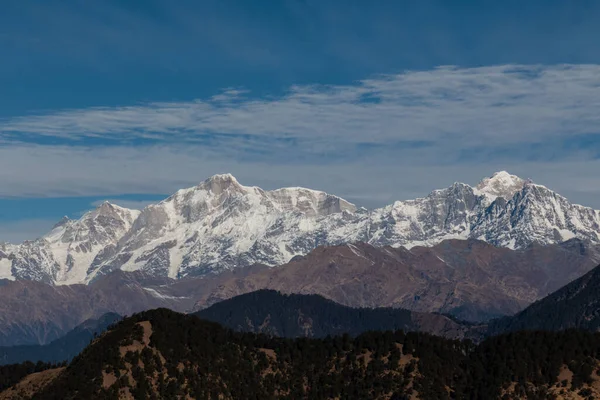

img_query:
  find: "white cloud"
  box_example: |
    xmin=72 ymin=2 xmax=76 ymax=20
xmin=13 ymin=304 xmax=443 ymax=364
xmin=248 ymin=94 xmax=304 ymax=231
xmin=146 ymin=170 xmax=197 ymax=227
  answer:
xmin=2 ymin=64 xmax=600 ymax=148
xmin=1 ymin=65 xmax=600 ymax=210
xmin=1 ymin=143 xmax=600 ymax=210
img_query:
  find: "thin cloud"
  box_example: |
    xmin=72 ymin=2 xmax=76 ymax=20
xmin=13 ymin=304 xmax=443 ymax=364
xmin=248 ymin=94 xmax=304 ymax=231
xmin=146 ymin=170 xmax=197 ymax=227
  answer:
xmin=2 ymin=65 xmax=600 ymax=148
xmin=1 ymin=64 xmax=600 ymax=211
xmin=1 ymin=143 xmax=600 ymax=210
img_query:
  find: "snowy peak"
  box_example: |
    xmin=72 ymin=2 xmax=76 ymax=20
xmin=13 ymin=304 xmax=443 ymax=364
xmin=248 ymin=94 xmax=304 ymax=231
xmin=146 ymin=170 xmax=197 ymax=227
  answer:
xmin=475 ymin=171 xmax=526 ymax=201
xmin=87 ymin=176 xmax=360 ymax=281
xmin=4 ymin=171 xmax=600 ymax=285
xmin=45 ymin=202 xmax=140 ymax=243
xmin=94 ymin=201 xmax=130 ymax=215
xmin=51 ymin=216 xmax=72 ymax=230
xmin=168 ymin=175 xmax=355 ymax=219
xmin=24 ymin=202 xmax=143 ymax=284
xmin=81 ymin=202 xmax=140 ymax=227
xmin=197 ymin=173 xmax=244 ymax=195
xmin=164 ymin=173 xmax=258 ymax=216
xmin=268 ymin=187 xmax=356 ymax=217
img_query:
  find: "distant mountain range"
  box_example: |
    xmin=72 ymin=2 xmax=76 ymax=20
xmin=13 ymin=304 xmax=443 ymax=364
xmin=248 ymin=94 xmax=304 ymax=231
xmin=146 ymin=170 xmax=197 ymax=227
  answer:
xmin=0 ymin=313 xmax=120 ymax=366
xmin=1 ymin=237 xmax=599 ymax=347
xmin=1 ymin=291 xmax=469 ymax=366
xmin=196 ymin=266 xmax=600 ymax=341
xmin=193 ymin=239 xmax=600 ymax=322
xmin=2 ymin=171 xmax=600 ymax=285
xmin=9 ymin=256 xmax=600 ymax=367
xmin=488 ymin=258 xmax=600 ymax=335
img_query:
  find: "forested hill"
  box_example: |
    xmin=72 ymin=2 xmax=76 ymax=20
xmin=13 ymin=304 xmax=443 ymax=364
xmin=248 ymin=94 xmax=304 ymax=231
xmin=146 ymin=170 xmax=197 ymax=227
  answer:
xmin=195 ymin=289 xmax=470 ymax=340
xmin=6 ymin=308 xmax=600 ymax=399
xmin=488 ymin=263 xmax=600 ymax=335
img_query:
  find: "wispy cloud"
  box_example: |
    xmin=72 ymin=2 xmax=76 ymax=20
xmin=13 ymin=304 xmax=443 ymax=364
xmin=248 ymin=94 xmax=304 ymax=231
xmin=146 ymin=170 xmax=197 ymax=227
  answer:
xmin=1 ymin=142 xmax=600 ymax=211
xmin=1 ymin=65 xmax=600 ymax=209
xmin=2 ymin=65 xmax=600 ymax=147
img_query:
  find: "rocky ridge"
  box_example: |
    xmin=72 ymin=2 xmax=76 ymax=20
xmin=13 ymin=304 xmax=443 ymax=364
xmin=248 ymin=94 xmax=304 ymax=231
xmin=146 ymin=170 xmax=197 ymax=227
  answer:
xmin=1 ymin=171 xmax=599 ymax=284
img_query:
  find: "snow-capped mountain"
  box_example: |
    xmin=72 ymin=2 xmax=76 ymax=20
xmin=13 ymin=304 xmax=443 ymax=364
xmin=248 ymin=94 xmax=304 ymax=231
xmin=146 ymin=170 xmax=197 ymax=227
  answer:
xmin=1 ymin=171 xmax=600 ymax=285
xmin=86 ymin=174 xmax=361 ymax=281
xmin=1 ymin=202 xmax=139 ymax=284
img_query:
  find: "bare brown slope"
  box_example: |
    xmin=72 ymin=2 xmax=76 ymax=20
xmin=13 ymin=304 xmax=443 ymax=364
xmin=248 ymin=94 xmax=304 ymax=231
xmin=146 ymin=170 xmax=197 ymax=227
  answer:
xmin=194 ymin=239 xmax=600 ymax=322
xmin=0 ymin=238 xmax=597 ymax=347
xmin=0 ymin=368 xmax=64 ymax=400
xmin=0 ymin=273 xmax=200 ymax=346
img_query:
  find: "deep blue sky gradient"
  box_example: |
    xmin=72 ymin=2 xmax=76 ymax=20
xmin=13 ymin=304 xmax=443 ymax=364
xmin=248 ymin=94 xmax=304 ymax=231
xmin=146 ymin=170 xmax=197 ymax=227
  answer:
xmin=1 ymin=0 xmax=600 ymax=241
xmin=2 ymin=0 xmax=599 ymax=116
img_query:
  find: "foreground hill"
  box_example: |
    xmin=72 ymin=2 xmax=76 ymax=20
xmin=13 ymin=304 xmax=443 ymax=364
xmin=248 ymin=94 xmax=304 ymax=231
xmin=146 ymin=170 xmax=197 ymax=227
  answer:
xmin=1 ymin=291 xmax=471 ymax=366
xmin=5 ymin=309 xmax=600 ymax=399
xmin=3 ymin=171 xmax=600 ymax=285
xmin=195 ymin=289 xmax=472 ymax=340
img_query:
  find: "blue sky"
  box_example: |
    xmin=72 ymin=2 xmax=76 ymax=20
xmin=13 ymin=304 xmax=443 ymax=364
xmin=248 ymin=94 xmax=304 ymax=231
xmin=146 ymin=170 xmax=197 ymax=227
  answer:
xmin=1 ymin=0 xmax=600 ymax=242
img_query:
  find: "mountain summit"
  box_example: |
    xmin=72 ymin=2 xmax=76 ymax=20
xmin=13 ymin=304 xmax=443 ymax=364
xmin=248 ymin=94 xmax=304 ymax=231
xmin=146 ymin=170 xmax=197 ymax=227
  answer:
xmin=475 ymin=170 xmax=526 ymax=200
xmin=2 ymin=172 xmax=600 ymax=284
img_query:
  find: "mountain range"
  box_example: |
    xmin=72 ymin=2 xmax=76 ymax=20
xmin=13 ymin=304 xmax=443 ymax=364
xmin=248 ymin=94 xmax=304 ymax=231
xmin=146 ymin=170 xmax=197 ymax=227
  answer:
xmin=1 ymin=236 xmax=599 ymax=347
xmin=0 ymin=313 xmax=121 ymax=365
xmin=2 ymin=171 xmax=600 ymax=285
xmin=195 ymin=260 xmax=600 ymax=341
xmin=193 ymin=239 xmax=600 ymax=322
xmin=9 ymin=252 xmax=600 ymax=367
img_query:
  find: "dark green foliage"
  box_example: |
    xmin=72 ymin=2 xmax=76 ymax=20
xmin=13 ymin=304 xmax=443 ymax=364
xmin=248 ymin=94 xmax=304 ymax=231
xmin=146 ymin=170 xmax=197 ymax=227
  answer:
xmin=22 ymin=308 xmax=600 ymax=399
xmin=195 ymin=289 xmax=418 ymax=337
xmin=455 ymin=330 xmax=600 ymax=399
xmin=0 ymin=360 xmax=66 ymax=391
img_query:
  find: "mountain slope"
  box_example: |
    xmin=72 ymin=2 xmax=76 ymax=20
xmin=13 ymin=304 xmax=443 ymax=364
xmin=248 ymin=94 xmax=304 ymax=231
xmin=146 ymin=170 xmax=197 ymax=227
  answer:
xmin=195 ymin=289 xmax=470 ymax=339
xmin=0 ymin=237 xmax=596 ymax=347
xmin=11 ymin=309 xmax=600 ymax=399
xmin=0 ymin=265 xmax=264 ymax=347
xmin=2 ymin=203 xmax=139 ymax=284
xmin=2 ymin=171 xmax=600 ymax=284
xmin=86 ymin=173 xmax=360 ymax=281
xmin=488 ymin=262 xmax=600 ymax=335
xmin=193 ymin=239 xmax=600 ymax=322
xmin=0 ymin=313 xmax=121 ymax=365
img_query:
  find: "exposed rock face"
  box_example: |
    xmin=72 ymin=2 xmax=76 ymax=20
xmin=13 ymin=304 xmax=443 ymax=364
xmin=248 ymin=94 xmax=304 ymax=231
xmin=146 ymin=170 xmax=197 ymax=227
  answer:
xmin=2 ymin=171 xmax=600 ymax=284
